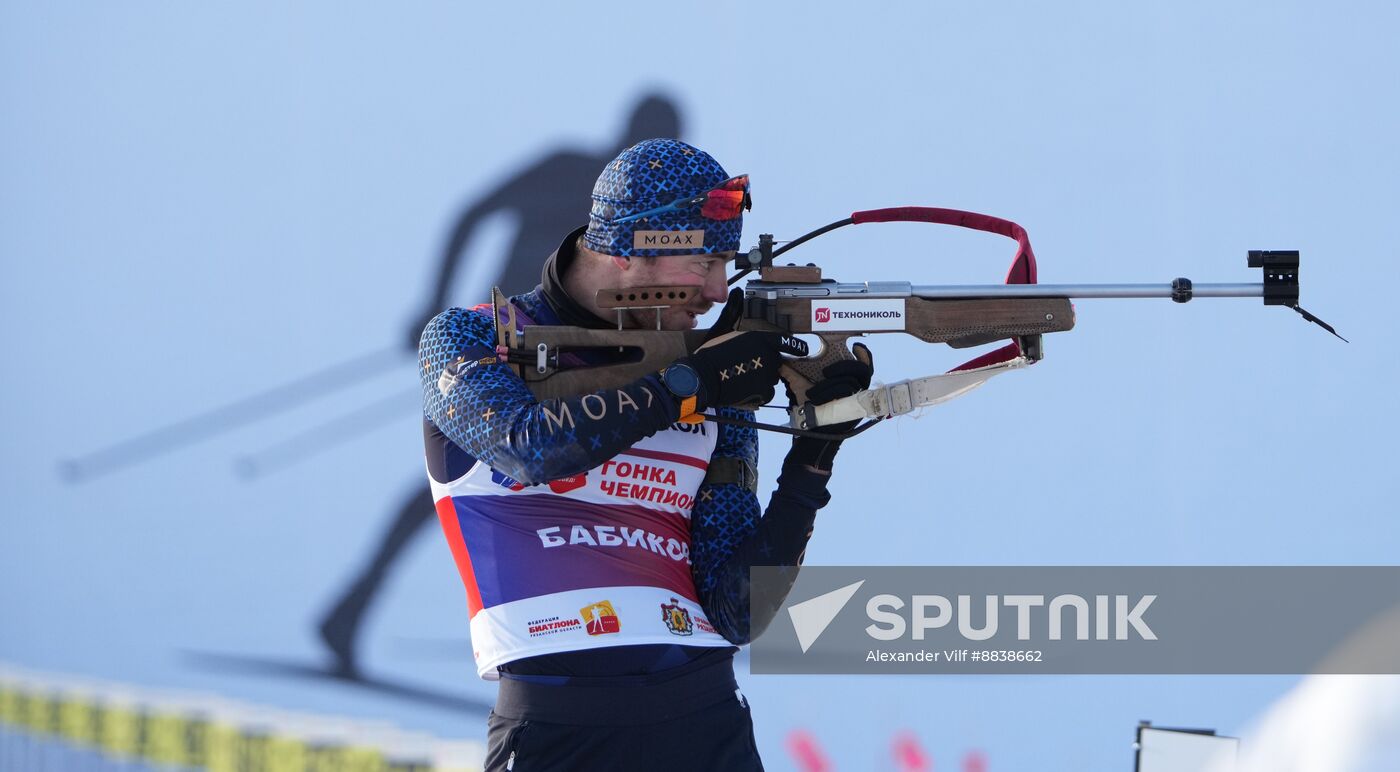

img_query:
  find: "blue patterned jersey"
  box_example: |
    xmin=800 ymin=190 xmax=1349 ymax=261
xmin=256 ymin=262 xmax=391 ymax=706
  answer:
xmin=421 ymin=285 xmax=833 ymax=656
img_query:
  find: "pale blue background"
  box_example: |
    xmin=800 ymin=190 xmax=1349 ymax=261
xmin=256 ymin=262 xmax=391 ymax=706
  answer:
xmin=3 ymin=2 xmax=1396 ymax=769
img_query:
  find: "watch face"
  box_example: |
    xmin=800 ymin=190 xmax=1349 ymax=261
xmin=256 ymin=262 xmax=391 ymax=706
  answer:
xmin=664 ymin=363 xmax=700 ymax=398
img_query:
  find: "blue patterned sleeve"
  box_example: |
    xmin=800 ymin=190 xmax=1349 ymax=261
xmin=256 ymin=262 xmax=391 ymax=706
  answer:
xmin=690 ymin=407 xmax=833 ymax=645
xmin=419 ymin=306 xmax=682 ymax=486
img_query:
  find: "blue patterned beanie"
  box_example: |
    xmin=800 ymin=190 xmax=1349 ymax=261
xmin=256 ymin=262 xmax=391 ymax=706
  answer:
xmin=584 ymin=138 xmax=743 ymax=257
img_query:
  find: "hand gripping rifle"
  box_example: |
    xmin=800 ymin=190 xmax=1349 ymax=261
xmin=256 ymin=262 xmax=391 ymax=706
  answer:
xmin=491 ymin=207 xmax=1342 ymax=438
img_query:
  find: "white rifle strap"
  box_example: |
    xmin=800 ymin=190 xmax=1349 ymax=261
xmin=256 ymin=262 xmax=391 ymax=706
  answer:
xmin=789 ymin=356 xmax=1033 ymax=428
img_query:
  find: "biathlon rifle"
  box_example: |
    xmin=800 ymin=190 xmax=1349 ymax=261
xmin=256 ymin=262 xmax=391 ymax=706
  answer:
xmin=491 ymin=207 xmax=1342 ymax=439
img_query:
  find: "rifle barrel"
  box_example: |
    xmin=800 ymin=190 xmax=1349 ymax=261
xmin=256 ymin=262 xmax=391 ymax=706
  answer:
xmin=907 ymin=282 xmax=1262 ymax=299
xmin=751 ymin=280 xmax=1264 ymax=300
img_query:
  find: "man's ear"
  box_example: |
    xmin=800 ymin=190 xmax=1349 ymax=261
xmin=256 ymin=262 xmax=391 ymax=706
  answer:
xmin=611 ymin=255 xmax=632 ymax=271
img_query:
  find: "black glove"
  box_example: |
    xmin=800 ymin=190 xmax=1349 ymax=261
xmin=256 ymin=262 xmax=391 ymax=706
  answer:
xmin=686 ymin=330 xmax=807 ymax=410
xmin=785 ymin=342 xmax=874 ymax=472
xmin=673 ymin=289 xmax=808 ymax=411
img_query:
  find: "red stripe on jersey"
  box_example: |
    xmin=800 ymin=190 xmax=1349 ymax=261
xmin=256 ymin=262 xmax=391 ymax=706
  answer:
xmin=436 ymin=496 xmax=484 ymax=618
xmin=619 ymin=447 xmax=710 ymax=471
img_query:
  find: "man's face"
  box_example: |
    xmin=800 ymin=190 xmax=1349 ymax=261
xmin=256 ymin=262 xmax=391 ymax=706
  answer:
xmin=617 ymin=252 xmax=733 ymax=330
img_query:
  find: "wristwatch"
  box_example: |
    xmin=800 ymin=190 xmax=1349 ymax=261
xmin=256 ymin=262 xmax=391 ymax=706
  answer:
xmin=660 ymin=362 xmax=702 ymax=421
xmin=660 ymin=362 xmax=700 ymax=398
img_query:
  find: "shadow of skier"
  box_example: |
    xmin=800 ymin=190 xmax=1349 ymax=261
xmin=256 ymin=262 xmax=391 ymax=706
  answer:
xmin=317 ymin=93 xmax=685 ymax=678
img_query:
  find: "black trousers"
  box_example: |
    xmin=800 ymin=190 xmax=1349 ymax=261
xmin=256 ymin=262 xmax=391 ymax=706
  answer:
xmin=484 ymin=693 xmax=763 ymax=771
xmin=483 ymin=654 xmax=763 ymax=771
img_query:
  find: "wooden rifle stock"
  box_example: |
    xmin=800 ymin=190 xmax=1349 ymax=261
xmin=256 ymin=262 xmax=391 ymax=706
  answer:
xmin=736 ymin=295 xmax=1075 ymax=387
xmin=494 ymin=285 xmax=1075 ymax=402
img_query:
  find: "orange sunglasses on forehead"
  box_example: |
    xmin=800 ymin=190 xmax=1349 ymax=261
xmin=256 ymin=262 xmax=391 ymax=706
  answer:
xmin=612 ymin=175 xmax=751 ymax=224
